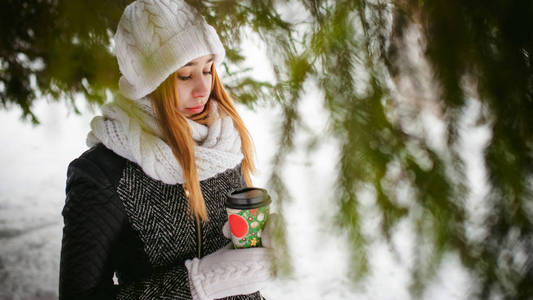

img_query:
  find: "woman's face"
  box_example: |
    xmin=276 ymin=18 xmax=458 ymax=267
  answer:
xmin=176 ymin=54 xmax=214 ymax=117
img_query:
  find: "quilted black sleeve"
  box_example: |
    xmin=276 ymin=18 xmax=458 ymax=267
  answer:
xmin=59 ymin=156 xmax=125 ymax=300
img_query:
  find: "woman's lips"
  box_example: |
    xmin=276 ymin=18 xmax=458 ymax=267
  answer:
xmin=185 ymin=104 xmax=205 ymax=114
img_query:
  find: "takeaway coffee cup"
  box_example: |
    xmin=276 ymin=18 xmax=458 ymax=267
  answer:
xmin=225 ymin=187 xmax=271 ymax=248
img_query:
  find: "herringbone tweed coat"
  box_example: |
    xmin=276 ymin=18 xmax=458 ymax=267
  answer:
xmin=59 ymin=143 xmax=262 ymax=300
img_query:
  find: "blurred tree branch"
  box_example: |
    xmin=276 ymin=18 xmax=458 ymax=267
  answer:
xmin=1 ymin=0 xmax=532 ymax=298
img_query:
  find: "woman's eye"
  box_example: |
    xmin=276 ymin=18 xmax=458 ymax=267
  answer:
xmin=178 ymin=75 xmax=192 ymax=80
xmin=203 ymin=70 xmax=212 ymax=75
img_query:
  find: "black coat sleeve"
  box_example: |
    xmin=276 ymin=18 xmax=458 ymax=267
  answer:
xmin=59 ymin=155 xmax=125 ymax=300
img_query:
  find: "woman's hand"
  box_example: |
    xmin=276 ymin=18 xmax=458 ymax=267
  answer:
xmin=185 ymin=244 xmax=271 ymax=300
xmin=184 ymin=214 xmax=281 ymax=300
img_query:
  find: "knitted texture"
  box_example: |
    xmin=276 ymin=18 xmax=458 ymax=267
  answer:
xmin=115 ymin=161 xmax=262 ymax=299
xmin=185 ymin=246 xmax=271 ymax=300
xmin=86 ymin=99 xmax=243 ymax=185
xmin=114 ymin=0 xmax=225 ymax=100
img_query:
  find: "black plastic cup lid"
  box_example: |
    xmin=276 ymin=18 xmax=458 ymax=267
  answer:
xmin=225 ymin=187 xmax=271 ymax=209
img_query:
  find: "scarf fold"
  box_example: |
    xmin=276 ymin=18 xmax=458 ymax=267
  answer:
xmin=86 ymin=97 xmax=243 ymax=185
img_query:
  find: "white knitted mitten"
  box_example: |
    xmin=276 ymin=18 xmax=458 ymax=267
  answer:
xmin=185 ymin=244 xmax=271 ymax=300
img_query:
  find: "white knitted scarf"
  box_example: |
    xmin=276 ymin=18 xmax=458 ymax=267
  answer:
xmin=86 ymin=97 xmax=243 ymax=185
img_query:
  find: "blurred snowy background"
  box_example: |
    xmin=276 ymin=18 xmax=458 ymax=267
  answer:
xmin=0 ymin=32 xmax=482 ymax=300
xmin=0 ymin=93 xmax=476 ymax=300
xmin=0 ymin=90 xmax=482 ymax=300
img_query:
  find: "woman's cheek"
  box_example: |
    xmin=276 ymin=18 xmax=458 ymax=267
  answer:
xmin=177 ymin=86 xmax=190 ymax=103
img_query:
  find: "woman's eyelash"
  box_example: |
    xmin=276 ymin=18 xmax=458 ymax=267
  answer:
xmin=178 ymin=71 xmax=212 ymax=80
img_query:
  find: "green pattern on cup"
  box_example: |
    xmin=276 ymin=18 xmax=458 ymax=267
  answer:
xmin=226 ymin=205 xmax=270 ymax=248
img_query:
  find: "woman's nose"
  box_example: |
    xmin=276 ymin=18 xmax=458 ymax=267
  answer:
xmin=191 ymin=77 xmax=210 ymax=99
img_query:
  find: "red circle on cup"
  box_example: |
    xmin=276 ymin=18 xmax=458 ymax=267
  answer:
xmin=229 ymin=214 xmax=249 ymax=238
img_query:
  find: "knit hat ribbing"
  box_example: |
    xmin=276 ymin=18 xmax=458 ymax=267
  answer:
xmin=114 ymin=0 xmax=225 ymax=100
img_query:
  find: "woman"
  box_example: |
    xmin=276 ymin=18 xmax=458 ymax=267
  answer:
xmin=59 ymin=1 xmax=271 ymax=299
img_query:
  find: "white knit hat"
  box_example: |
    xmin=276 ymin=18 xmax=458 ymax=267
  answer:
xmin=114 ymin=0 xmax=225 ymax=100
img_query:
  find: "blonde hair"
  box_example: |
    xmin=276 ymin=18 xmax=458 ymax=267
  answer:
xmin=149 ymin=66 xmax=255 ymax=221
